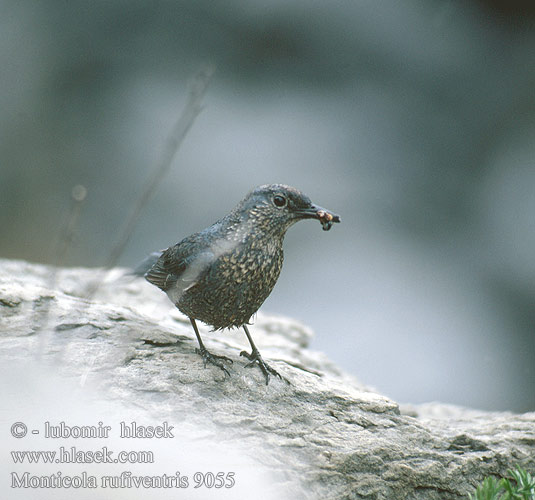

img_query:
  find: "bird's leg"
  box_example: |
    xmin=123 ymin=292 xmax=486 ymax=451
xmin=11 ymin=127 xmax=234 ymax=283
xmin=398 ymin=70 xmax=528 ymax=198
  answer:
xmin=240 ymin=324 xmax=283 ymax=385
xmin=190 ymin=318 xmax=233 ymax=377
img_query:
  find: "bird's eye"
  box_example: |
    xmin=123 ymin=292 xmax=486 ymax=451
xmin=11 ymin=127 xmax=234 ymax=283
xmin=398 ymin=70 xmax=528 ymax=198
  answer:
xmin=273 ymin=195 xmax=287 ymax=207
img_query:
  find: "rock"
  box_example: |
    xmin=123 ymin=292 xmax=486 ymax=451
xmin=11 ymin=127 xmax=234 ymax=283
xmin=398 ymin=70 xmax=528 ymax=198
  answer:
xmin=1 ymin=258 xmax=534 ymax=500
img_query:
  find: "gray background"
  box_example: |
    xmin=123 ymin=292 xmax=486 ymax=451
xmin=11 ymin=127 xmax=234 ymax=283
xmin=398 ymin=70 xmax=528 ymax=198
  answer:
xmin=1 ymin=0 xmax=534 ymax=411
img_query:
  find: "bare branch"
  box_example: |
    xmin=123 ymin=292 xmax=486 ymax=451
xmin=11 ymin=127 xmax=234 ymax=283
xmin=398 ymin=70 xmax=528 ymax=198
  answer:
xmin=106 ymin=65 xmax=215 ymax=270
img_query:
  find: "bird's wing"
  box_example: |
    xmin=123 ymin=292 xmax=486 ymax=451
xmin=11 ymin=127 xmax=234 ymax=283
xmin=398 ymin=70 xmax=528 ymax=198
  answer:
xmin=144 ymin=239 xmax=214 ymax=293
xmin=144 ymin=247 xmax=183 ymax=291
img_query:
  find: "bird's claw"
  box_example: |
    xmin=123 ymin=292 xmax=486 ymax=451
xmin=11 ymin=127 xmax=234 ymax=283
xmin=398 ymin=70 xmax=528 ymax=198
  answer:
xmin=195 ymin=347 xmax=233 ymax=377
xmin=240 ymin=349 xmax=284 ymax=385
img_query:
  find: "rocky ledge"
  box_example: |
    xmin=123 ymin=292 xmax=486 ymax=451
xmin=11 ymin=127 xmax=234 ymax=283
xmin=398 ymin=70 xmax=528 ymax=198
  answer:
xmin=0 ymin=259 xmax=533 ymax=499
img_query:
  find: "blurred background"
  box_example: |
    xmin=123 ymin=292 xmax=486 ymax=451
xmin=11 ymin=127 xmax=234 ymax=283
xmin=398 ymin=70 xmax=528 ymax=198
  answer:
xmin=1 ymin=0 xmax=534 ymax=412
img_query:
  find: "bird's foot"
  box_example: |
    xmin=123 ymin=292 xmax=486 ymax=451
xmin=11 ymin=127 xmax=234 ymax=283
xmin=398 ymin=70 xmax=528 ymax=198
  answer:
xmin=240 ymin=349 xmax=285 ymax=385
xmin=195 ymin=347 xmax=233 ymax=377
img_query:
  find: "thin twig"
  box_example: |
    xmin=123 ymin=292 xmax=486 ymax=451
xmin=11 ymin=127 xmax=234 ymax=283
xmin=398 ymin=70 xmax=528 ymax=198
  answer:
xmin=106 ymin=64 xmax=215 ymax=270
xmin=56 ymin=184 xmax=88 ymax=266
xmin=83 ymin=65 xmax=214 ymax=299
xmin=35 ymin=184 xmax=88 ymax=350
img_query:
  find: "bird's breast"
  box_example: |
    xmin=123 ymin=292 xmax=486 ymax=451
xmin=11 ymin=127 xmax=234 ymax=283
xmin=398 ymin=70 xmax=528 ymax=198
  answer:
xmin=176 ymin=235 xmax=284 ymax=329
xmin=213 ymin=238 xmax=283 ymax=286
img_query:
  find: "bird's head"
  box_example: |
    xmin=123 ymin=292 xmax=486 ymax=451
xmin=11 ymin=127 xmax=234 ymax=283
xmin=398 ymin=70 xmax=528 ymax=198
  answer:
xmin=236 ymin=184 xmax=341 ymax=234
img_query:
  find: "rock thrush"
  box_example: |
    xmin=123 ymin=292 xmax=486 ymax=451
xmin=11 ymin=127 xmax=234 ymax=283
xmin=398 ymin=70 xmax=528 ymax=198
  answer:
xmin=144 ymin=184 xmax=340 ymax=384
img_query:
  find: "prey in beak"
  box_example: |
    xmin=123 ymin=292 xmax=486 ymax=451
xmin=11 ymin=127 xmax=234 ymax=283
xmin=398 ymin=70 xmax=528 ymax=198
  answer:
xmin=316 ymin=209 xmax=341 ymax=231
xmin=296 ymin=204 xmax=341 ymax=231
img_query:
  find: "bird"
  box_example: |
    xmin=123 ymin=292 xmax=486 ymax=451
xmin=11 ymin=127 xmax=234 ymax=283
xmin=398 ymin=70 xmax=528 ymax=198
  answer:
xmin=143 ymin=184 xmax=340 ymax=384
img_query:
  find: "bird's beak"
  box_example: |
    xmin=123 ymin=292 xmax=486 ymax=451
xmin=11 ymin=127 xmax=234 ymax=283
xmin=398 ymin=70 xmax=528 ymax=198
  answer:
xmin=296 ymin=204 xmax=341 ymax=231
